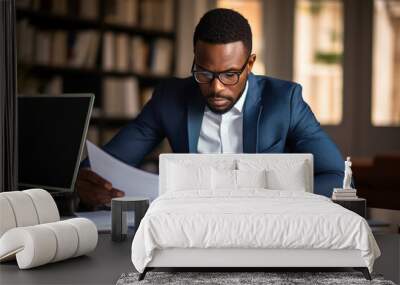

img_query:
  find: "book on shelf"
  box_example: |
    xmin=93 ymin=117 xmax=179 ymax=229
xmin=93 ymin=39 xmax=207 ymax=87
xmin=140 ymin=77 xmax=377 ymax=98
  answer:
xmin=18 ymin=76 xmax=62 ymax=96
xmin=18 ymin=22 xmax=100 ymax=68
xmin=22 ymin=0 xmax=99 ymax=20
xmin=87 ymin=32 xmax=101 ymax=67
xmin=16 ymin=0 xmax=176 ymax=137
xmin=102 ymin=32 xmax=115 ymax=71
xmin=130 ymin=36 xmax=148 ymax=74
xmin=102 ymin=32 xmax=173 ymax=75
xmin=35 ymin=31 xmax=52 ymax=65
xmin=103 ymin=77 xmax=140 ymax=118
xmin=70 ymin=31 xmax=90 ymax=67
xmin=70 ymin=31 xmax=100 ymax=68
xmin=17 ymin=20 xmax=35 ymax=63
xmin=51 ymin=0 xmax=68 ymax=16
xmin=31 ymin=0 xmax=44 ymax=11
xmin=150 ymin=39 xmax=173 ymax=75
xmin=79 ymin=0 xmax=99 ymax=20
xmin=115 ymin=34 xmax=130 ymax=71
xmin=104 ymin=0 xmax=138 ymax=26
xmin=17 ymin=3 xmax=174 ymax=75
xmin=52 ymin=31 xmax=68 ymax=66
xmin=140 ymin=0 xmax=174 ymax=31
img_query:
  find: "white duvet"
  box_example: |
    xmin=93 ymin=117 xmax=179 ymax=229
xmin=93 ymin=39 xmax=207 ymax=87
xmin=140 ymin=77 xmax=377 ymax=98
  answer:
xmin=131 ymin=190 xmax=380 ymax=273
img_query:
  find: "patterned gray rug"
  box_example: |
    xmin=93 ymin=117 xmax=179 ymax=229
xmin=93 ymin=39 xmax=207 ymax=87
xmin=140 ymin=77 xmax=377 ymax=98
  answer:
xmin=116 ymin=271 xmax=396 ymax=285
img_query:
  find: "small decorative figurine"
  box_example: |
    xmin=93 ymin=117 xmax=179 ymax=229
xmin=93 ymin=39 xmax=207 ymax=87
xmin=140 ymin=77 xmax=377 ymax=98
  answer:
xmin=332 ymin=157 xmax=357 ymax=199
xmin=343 ymin=156 xmax=353 ymax=190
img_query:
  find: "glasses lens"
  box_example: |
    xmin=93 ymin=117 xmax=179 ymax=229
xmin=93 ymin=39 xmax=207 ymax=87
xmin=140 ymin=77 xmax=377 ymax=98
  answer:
xmin=219 ymin=72 xmax=239 ymax=85
xmin=194 ymin=72 xmax=213 ymax=83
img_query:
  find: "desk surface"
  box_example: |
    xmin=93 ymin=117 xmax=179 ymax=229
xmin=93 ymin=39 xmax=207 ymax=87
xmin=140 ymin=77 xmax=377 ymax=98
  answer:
xmin=1 ymin=231 xmax=398 ymax=285
xmin=0 ymin=233 xmax=133 ymax=285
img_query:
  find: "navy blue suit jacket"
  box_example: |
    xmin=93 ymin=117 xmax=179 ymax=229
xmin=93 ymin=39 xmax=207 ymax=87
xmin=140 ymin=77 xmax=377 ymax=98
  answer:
xmin=82 ymin=74 xmax=344 ymax=197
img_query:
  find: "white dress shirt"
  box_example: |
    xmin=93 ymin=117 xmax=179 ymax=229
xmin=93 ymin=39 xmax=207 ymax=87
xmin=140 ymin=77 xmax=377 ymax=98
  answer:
xmin=197 ymin=81 xmax=248 ymax=154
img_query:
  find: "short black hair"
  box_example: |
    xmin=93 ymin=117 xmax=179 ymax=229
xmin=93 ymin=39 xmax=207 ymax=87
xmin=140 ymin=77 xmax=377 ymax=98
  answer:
xmin=193 ymin=8 xmax=252 ymax=55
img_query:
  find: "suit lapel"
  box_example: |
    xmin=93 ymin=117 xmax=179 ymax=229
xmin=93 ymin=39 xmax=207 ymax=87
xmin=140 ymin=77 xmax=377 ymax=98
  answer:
xmin=243 ymin=73 xmax=262 ymax=153
xmin=187 ymin=82 xmax=205 ymax=153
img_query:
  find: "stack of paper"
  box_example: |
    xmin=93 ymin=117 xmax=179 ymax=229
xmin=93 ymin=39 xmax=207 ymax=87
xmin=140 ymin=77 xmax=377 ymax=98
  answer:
xmin=332 ymin=188 xmax=358 ymax=200
xmin=86 ymin=140 xmax=159 ymax=201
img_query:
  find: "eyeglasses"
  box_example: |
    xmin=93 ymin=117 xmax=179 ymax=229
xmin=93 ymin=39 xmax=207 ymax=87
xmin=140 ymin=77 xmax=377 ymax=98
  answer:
xmin=191 ymin=56 xmax=250 ymax=86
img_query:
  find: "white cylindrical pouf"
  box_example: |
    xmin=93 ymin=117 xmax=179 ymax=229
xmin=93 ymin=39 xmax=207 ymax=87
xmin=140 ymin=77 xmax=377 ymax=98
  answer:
xmin=65 ymin=218 xmax=98 ymax=257
xmin=1 ymin=192 xmax=39 ymax=227
xmin=24 ymin=189 xmax=60 ymax=224
xmin=0 ymin=218 xmax=97 ymax=269
xmin=0 ymin=196 xmax=17 ymax=237
xmin=0 ymin=226 xmax=57 ymax=269
xmin=42 ymin=221 xmax=79 ymax=262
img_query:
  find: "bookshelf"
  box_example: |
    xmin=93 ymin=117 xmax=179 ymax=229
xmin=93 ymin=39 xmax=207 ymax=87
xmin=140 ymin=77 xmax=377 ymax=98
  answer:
xmin=16 ymin=0 xmax=177 ymax=170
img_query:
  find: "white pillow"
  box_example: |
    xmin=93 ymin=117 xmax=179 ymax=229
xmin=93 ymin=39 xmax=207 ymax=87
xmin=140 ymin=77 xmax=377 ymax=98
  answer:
xmin=211 ymin=168 xmax=236 ymax=190
xmin=167 ymin=162 xmax=211 ymax=191
xmin=236 ymin=169 xmax=267 ymax=188
xmin=266 ymin=163 xmax=307 ymax=191
xmin=211 ymin=169 xmax=267 ymax=190
xmin=238 ymin=159 xmax=309 ymax=191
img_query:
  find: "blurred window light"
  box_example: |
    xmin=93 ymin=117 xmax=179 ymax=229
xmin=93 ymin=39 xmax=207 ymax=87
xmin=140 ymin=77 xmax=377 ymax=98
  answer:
xmin=294 ymin=0 xmax=344 ymax=125
xmin=216 ymin=0 xmax=265 ymax=75
xmin=372 ymin=0 xmax=400 ymax=126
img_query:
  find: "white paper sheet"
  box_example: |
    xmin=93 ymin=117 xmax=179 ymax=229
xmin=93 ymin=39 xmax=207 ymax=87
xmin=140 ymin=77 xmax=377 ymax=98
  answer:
xmin=86 ymin=140 xmax=159 ymax=201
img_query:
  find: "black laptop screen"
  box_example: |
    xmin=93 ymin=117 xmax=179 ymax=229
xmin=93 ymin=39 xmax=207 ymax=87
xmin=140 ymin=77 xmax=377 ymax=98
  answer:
xmin=18 ymin=96 xmax=93 ymax=191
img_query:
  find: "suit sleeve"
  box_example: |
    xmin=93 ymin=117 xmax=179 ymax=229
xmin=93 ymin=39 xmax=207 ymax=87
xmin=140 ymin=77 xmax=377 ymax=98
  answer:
xmin=80 ymin=83 xmax=166 ymax=168
xmin=288 ymin=84 xmax=344 ymax=197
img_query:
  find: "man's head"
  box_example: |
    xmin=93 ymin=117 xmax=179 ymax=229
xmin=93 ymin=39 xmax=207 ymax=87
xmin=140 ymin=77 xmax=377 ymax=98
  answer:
xmin=193 ymin=8 xmax=256 ymax=114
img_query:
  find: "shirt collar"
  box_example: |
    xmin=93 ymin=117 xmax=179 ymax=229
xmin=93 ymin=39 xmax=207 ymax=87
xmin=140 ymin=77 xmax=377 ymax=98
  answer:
xmin=233 ymin=80 xmax=248 ymax=113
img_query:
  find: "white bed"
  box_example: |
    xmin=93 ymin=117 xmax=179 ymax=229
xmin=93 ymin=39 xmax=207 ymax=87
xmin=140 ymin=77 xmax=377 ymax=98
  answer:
xmin=131 ymin=154 xmax=380 ymax=280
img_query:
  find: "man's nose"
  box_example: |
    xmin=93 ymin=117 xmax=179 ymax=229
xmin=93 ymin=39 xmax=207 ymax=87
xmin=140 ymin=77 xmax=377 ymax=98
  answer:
xmin=209 ymin=77 xmax=224 ymax=94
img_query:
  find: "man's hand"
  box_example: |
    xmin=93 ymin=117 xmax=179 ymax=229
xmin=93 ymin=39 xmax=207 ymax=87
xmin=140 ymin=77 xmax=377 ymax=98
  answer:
xmin=76 ymin=168 xmax=124 ymax=209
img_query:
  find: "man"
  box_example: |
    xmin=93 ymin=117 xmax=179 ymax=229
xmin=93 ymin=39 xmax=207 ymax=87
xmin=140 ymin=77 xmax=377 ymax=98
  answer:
xmin=77 ymin=8 xmax=344 ymax=209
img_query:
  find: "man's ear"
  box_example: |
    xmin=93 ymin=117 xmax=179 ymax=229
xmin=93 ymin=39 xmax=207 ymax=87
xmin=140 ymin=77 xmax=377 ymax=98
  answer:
xmin=247 ymin=54 xmax=257 ymax=74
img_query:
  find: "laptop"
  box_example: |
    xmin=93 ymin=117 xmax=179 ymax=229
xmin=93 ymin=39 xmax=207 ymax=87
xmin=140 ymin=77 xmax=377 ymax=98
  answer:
xmin=18 ymin=94 xmax=94 ymax=194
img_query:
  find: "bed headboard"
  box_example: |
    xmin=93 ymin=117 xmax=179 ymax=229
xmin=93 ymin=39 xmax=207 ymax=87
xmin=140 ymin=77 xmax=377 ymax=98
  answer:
xmin=159 ymin=154 xmax=314 ymax=195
